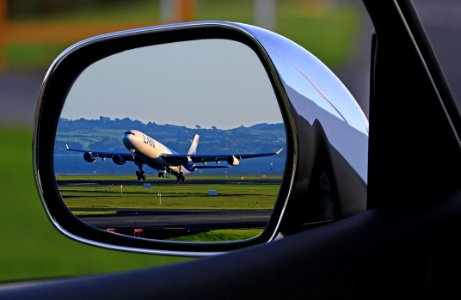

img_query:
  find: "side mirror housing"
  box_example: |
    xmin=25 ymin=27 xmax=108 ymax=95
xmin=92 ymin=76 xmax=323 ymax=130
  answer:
xmin=34 ymin=21 xmax=368 ymax=256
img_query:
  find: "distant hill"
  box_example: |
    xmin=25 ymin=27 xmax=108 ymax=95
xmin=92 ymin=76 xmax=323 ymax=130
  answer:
xmin=54 ymin=117 xmax=286 ymax=176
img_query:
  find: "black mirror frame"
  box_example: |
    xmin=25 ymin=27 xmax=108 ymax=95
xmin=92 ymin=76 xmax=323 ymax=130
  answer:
xmin=33 ymin=23 xmax=297 ymax=256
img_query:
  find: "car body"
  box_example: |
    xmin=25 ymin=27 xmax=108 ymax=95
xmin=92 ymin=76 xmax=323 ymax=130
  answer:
xmin=0 ymin=0 xmax=460 ymax=299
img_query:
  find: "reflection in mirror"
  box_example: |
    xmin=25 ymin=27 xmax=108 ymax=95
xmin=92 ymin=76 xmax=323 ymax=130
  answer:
xmin=54 ymin=39 xmax=286 ymax=243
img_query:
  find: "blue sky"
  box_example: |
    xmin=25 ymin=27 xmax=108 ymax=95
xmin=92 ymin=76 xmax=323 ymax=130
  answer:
xmin=62 ymin=39 xmax=283 ymax=129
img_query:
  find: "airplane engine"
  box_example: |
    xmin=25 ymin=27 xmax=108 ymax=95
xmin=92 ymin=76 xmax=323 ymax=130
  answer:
xmin=83 ymin=152 xmax=96 ymax=163
xmin=227 ymin=156 xmax=240 ymax=166
xmin=112 ymin=154 xmax=126 ymax=165
xmin=181 ymin=156 xmax=194 ymax=167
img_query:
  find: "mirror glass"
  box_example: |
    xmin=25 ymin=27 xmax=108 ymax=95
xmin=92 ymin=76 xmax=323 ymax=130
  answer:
xmin=54 ymin=39 xmax=286 ymax=243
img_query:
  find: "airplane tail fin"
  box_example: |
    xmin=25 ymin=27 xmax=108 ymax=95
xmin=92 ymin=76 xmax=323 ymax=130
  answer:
xmin=187 ymin=134 xmax=200 ymax=155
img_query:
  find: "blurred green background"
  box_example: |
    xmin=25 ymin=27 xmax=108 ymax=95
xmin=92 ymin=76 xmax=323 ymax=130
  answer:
xmin=0 ymin=0 xmax=365 ymax=283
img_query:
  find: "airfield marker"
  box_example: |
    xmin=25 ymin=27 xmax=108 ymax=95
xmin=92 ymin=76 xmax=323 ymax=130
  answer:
xmin=120 ymin=185 xmax=123 ymax=196
xmin=158 ymin=192 xmax=162 ymax=205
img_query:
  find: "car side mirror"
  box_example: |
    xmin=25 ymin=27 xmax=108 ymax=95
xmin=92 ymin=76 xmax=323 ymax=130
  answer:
xmin=34 ymin=21 xmax=368 ymax=256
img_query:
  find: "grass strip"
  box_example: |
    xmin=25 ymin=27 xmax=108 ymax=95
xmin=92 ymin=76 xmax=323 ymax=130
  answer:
xmin=169 ymin=229 xmax=262 ymax=242
xmin=0 ymin=125 xmax=188 ymax=283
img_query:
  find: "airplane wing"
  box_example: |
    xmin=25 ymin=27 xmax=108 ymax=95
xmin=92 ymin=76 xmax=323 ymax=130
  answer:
xmin=65 ymin=144 xmax=134 ymax=162
xmin=162 ymin=148 xmax=283 ymax=166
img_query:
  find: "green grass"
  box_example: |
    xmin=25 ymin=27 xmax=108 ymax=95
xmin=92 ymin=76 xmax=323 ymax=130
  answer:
xmin=0 ymin=125 xmax=189 ymax=283
xmin=59 ymin=182 xmax=279 ymax=210
xmin=11 ymin=0 xmax=160 ymax=22
xmin=276 ymin=6 xmax=361 ymax=67
xmin=169 ymin=229 xmax=262 ymax=242
xmin=57 ymin=176 xmax=278 ymax=243
xmin=198 ymin=0 xmax=361 ymax=68
xmin=6 ymin=1 xmax=361 ymax=70
xmin=6 ymin=44 xmax=68 ymax=70
xmin=72 ymin=210 xmax=117 ymax=216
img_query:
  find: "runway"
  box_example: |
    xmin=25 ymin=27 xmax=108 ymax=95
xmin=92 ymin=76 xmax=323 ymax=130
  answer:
xmin=57 ymin=177 xmax=282 ymax=187
xmin=76 ymin=208 xmax=272 ymax=239
xmin=59 ymin=177 xmax=278 ymax=239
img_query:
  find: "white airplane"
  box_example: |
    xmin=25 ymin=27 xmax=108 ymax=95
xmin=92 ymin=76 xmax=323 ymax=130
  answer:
xmin=66 ymin=130 xmax=283 ymax=183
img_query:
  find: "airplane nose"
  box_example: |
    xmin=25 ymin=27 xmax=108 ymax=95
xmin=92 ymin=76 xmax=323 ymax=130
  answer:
xmin=123 ymin=131 xmax=132 ymax=142
xmin=123 ymin=130 xmax=136 ymax=151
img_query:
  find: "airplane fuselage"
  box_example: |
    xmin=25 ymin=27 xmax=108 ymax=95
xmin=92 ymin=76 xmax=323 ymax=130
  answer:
xmin=122 ymin=130 xmax=185 ymax=176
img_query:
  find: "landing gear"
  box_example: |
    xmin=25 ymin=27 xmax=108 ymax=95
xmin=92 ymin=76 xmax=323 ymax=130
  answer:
xmin=158 ymin=170 xmax=166 ymax=178
xmin=176 ymin=172 xmax=185 ymax=183
xmin=136 ymin=170 xmax=146 ymax=181
xmin=135 ymin=161 xmax=146 ymax=180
